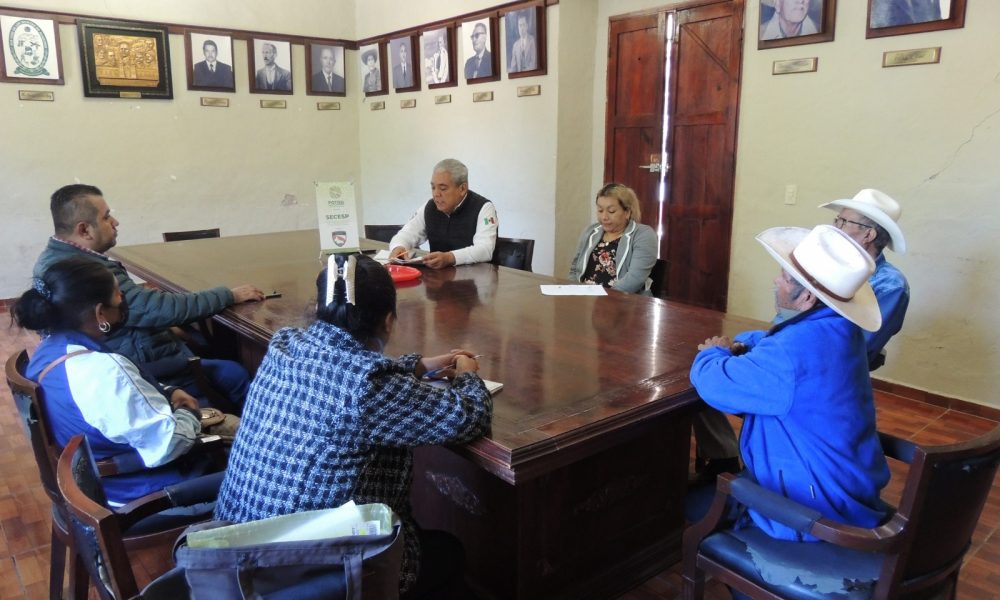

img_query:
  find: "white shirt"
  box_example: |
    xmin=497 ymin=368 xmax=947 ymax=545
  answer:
xmin=388 ymin=196 xmax=498 ymax=265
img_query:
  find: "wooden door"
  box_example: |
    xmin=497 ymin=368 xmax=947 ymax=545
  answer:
xmin=604 ymin=1 xmax=744 ymax=310
xmin=604 ymin=12 xmax=666 ymax=226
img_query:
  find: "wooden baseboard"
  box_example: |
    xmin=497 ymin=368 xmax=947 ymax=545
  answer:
xmin=873 ymin=378 xmax=1000 ymax=422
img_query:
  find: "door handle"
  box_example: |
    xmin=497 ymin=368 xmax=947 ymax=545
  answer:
xmin=638 ymin=163 xmax=665 ymax=173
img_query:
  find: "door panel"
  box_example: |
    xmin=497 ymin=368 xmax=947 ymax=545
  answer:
xmin=663 ymin=1 xmax=743 ymax=310
xmin=605 ymin=13 xmax=665 ymax=227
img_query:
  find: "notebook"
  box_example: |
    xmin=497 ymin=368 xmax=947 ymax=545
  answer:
xmin=425 ymin=377 xmax=503 ymax=396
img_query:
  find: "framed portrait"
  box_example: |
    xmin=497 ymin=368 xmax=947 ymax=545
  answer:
xmin=866 ymin=0 xmax=966 ymax=39
xmin=0 ymin=12 xmax=63 ymax=84
xmin=462 ymin=17 xmax=499 ymax=84
xmin=421 ymin=26 xmax=456 ymax=89
xmin=185 ymin=30 xmax=235 ymax=93
xmin=249 ymin=37 xmax=293 ymax=94
xmin=389 ymin=35 xmax=419 ymax=92
xmin=77 ymin=19 xmax=172 ymax=99
xmin=504 ymin=6 xmax=546 ymax=78
xmin=359 ymin=42 xmax=387 ymax=96
xmin=758 ymin=0 xmax=836 ymax=50
xmin=306 ymin=41 xmax=346 ymax=96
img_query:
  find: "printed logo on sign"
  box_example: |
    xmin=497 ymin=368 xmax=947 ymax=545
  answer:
xmin=328 ymin=186 xmax=342 ymax=200
xmin=332 ymin=231 xmax=347 ymax=247
xmin=8 ymin=20 xmax=50 ymax=77
xmin=327 ymin=199 xmax=346 ymax=208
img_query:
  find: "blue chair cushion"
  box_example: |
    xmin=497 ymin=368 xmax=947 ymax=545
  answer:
xmin=699 ymin=525 xmax=882 ymax=600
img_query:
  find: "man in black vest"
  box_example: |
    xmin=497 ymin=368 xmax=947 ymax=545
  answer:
xmin=388 ymin=159 xmax=498 ymax=269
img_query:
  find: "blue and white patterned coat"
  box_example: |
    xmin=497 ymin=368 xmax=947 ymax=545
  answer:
xmin=214 ymin=321 xmax=493 ymax=592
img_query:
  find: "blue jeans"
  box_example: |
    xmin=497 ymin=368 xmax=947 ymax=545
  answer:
xmin=179 ymin=358 xmax=250 ymax=412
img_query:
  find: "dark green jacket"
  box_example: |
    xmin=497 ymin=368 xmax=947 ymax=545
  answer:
xmin=33 ymin=238 xmax=233 ymax=375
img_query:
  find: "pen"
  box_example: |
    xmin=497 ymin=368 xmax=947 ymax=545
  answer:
xmin=424 ymin=355 xmax=483 ymax=379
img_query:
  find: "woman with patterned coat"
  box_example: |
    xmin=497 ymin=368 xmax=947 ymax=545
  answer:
xmin=215 ymin=255 xmax=492 ymax=598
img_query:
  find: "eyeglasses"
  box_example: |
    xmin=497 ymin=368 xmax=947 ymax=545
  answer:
xmin=470 ymin=32 xmax=486 ymax=39
xmin=833 ymin=216 xmax=872 ymax=230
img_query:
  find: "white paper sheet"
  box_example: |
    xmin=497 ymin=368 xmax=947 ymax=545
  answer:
xmin=539 ymin=285 xmax=607 ymax=296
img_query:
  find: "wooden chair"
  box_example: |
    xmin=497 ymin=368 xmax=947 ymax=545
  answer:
xmin=161 ymin=228 xmax=221 ymax=242
xmin=5 ymin=350 xmax=224 ymax=599
xmin=58 ymin=435 xmax=200 ymax=600
xmin=682 ymin=427 xmax=1000 ymax=599
xmin=364 ymin=224 xmax=403 ymax=244
xmin=492 ymin=237 xmax=535 ymax=272
xmin=648 ymin=258 xmax=667 ymax=298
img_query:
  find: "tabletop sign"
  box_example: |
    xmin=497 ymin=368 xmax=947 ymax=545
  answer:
xmin=315 ymin=181 xmax=360 ymax=254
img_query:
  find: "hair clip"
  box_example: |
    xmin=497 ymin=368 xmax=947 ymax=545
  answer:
xmin=32 ymin=278 xmax=52 ymax=301
xmin=325 ymin=254 xmax=338 ymax=306
xmin=344 ymin=255 xmax=357 ymax=306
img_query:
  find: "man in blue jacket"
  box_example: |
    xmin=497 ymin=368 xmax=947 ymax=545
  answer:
xmin=33 ymin=184 xmax=265 ymax=409
xmin=690 ymin=224 xmax=890 ymax=538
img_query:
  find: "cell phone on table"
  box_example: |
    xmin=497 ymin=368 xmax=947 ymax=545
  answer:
xmin=264 ymin=290 xmax=282 ymax=299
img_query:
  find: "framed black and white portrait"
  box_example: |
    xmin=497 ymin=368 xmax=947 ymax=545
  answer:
xmin=185 ymin=30 xmax=235 ymax=92
xmin=421 ymin=26 xmax=455 ymax=89
xmin=306 ymin=42 xmax=346 ymax=96
xmin=0 ymin=12 xmax=63 ymax=84
xmin=359 ymin=42 xmax=387 ymax=96
xmin=389 ymin=35 xmax=419 ymax=92
xmin=504 ymin=6 xmax=546 ymax=78
xmin=866 ymin=0 xmax=965 ymax=39
xmin=758 ymin=0 xmax=836 ymax=50
xmin=462 ymin=17 xmax=499 ymax=84
xmin=249 ymin=37 xmax=292 ymax=94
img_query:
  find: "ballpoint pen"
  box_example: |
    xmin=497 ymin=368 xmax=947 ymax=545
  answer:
xmin=424 ymin=354 xmax=483 ymax=379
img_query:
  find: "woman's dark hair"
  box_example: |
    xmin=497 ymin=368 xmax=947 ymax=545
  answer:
xmin=12 ymin=257 xmax=116 ymax=332
xmin=315 ymin=254 xmax=397 ymax=343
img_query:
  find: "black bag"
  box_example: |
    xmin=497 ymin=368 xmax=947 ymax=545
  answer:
xmin=171 ymin=519 xmax=403 ymax=600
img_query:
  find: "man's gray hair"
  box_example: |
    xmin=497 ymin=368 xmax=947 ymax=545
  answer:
xmin=433 ymin=159 xmax=468 ymax=186
xmin=858 ymin=215 xmax=891 ymax=253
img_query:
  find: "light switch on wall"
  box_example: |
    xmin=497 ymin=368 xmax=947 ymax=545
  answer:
xmin=784 ymin=184 xmax=797 ymax=205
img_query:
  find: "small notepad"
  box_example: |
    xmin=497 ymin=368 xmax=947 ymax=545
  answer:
xmin=425 ymin=377 xmax=503 ymax=395
xmin=540 ymin=285 xmax=607 ymax=296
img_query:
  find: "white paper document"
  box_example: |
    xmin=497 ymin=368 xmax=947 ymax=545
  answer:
xmin=540 ymin=285 xmax=607 ymax=296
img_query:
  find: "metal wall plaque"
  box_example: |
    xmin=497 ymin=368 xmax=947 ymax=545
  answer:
xmin=18 ymin=90 xmax=54 ymax=101
xmin=472 ymin=91 xmax=493 ymax=102
xmin=434 ymin=94 xmax=451 ymax=104
xmin=317 ymin=101 xmax=341 ymax=110
xmin=883 ymin=47 xmax=941 ymax=68
xmin=370 ymin=100 xmax=385 ymax=110
xmin=400 ymin=98 xmax=416 ymax=108
xmin=772 ymin=57 xmax=818 ymax=75
xmin=200 ymin=97 xmax=229 ymax=107
xmin=260 ymin=99 xmax=286 ymax=109
xmin=517 ymin=85 xmax=540 ymax=97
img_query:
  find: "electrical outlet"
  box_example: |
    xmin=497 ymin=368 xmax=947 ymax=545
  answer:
xmin=784 ymin=184 xmax=797 ymax=205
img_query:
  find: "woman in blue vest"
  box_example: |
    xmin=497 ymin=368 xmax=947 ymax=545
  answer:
xmin=569 ymin=183 xmax=658 ymax=294
xmin=13 ymin=257 xmax=213 ymax=506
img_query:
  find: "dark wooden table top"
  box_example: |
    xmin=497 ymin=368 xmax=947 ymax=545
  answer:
xmin=110 ymin=229 xmax=761 ymax=484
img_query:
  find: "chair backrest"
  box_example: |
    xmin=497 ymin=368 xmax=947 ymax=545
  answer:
xmin=364 ymin=224 xmax=403 ymax=244
xmin=492 ymin=237 xmax=535 ymax=272
xmin=5 ymin=350 xmax=62 ymax=504
xmin=58 ymin=435 xmax=140 ymax=600
xmin=162 ymin=228 xmax=221 ymax=242
xmin=882 ymin=425 xmax=1000 ymax=595
xmin=648 ymin=258 xmax=667 ymax=298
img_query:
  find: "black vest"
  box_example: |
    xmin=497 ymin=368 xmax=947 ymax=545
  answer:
xmin=423 ymin=190 xmax=491 ymax=252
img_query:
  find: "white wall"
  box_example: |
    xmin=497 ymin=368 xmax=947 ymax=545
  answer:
xmin=353 ymin=1 xmax=560 ymax=276
xmin=1 ymin=0 xmax=359 ymax=295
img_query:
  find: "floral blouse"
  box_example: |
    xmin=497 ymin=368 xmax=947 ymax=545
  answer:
xmin=581 ymin=237 xmax=620 ymax=287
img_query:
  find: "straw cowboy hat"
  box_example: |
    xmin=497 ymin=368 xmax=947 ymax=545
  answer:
xmin=819 ymin=188 xmax=907 ymax=254
xmin=361 ymin=48 xmax=378 ymax=64
xmin=757 ymin=224 xmax=882 ymax=332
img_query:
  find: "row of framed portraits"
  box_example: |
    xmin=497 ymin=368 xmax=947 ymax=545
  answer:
xmin=0 ymin=7 xmax=546 ymax=100
xmin=758 ymin=0 xmax=967 ymax=50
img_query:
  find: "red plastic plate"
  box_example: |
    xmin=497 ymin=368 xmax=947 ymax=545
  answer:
xmin=386 ymin=265 xmax=422 ymax=283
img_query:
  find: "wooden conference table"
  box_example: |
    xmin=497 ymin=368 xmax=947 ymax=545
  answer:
xmin=110 ymin=229 xmax=759 ymax=599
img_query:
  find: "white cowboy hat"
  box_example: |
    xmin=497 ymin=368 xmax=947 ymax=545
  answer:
xmin=819 ymin=188 xmax=907 ymax=254
xmin=757 ymin=225 xmax=882 ymax=332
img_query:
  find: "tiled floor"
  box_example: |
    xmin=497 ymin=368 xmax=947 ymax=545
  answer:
xmin=1 ymin=316 xmax=998 ymax=599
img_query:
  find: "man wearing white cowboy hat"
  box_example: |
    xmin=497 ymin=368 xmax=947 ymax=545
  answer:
xmin=691 ymin=188 xmax=910 ymax=485
xmin=690 ymin=224 xmax=890 ymax=540
xmin=820 ymin=188 xmax=910 ymax=370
